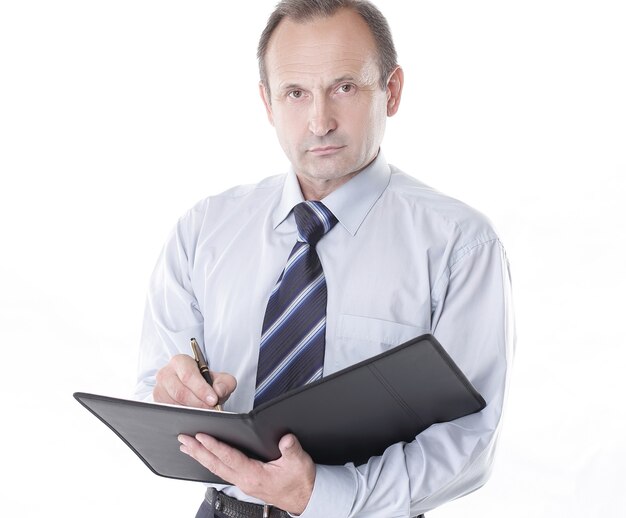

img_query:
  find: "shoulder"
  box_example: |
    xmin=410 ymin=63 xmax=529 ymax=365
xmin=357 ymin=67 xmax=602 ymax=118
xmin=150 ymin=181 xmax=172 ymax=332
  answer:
xmin=180 ymin=173 xmax=285 ymax=227
xmin=383 ymin=164 xmax=505 ymax=273
xmin=385 ymin=164 xmax=500 ymax=247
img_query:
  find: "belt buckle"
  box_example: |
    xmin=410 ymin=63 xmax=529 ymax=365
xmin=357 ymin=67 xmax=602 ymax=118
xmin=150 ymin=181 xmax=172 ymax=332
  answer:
xmin=263 ymin=504 xmax=272 ymax=518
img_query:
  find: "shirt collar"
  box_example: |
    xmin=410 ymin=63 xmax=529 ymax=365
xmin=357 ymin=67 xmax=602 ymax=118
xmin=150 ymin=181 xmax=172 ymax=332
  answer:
xmin=272 ymin=151 xmax=391 ymax=236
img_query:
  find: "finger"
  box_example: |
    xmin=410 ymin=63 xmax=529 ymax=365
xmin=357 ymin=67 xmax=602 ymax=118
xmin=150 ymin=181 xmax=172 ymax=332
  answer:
xmin=210 ymin=371 xmax=238 ymax=403
xmin=177 ymin=435 xmax=228 ymax=477
xmin=155 ymin=356 xmax=214 ymax=408
xmin=163 ymin=371 xmax=211 ymax=408
xmin=278 ymin=433 xmax=304 ymax=460
xmin=195 ymin=433 xmax=251 ymax=470
xmin=194 ymin=434 xmax=268 ymax=495
xmin=278 ymin=433 xmax=297 ymax=453
xmin=179 ymin=434 xmax=240 ymax=484
xmin=172 ymin=355 xmax=221 ymax=407
xmin=152 ymin=383 xmax=179 ymax=405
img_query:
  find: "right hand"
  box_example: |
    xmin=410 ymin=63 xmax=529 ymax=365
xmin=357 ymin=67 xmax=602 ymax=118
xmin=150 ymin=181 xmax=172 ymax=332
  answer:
xmin=153 ymin=354 xmax=237 ymax=409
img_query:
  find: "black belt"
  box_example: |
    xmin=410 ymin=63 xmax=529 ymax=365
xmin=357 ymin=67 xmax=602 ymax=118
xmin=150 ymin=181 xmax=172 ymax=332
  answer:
xmin=204 ymin=488 xmax=290 ymax=518
xmin=204 ymin=487 xmax=425 ymax=518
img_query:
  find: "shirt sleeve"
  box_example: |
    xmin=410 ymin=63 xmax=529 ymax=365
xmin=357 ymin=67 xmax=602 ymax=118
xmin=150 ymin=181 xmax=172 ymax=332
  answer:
xmin=134 ymin=209 xmax=205 ymax=401
xmin=299 ymin=237 xmax=515 ymax=517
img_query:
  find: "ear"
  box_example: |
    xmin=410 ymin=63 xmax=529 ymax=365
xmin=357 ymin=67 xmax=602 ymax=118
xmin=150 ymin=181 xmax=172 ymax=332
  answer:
xmin=259 ymin=81 xmax=275 ymax=126
xmin=385 ymin=66 xmax=404 ymax=117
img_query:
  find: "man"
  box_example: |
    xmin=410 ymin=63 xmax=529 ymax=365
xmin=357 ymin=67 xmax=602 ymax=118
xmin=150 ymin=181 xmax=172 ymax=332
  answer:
xmin=136 ymin=1 xmax=514 ymax=517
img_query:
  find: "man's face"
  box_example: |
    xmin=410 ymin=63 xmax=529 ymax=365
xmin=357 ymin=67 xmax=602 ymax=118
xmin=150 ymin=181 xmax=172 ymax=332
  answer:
xmin=260 ymin=9 xmax=400 ymax=188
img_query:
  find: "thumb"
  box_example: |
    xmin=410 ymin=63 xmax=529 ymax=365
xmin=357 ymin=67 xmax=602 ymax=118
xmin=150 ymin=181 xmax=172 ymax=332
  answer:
xmin=210 ymin=371 xmax=237 ymax=401
xmin=278 ymin=433 xmax=302 ymax=458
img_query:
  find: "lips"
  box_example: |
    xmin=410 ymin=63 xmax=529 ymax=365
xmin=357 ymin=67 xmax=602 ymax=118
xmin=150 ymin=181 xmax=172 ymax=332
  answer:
xmin=308 ymin=146 xmax=345 ymax=156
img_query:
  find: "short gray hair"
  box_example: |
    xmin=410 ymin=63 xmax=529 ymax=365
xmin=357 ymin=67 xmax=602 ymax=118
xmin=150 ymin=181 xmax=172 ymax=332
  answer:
xmin=257 ymin=0 xmax=397 ymax=94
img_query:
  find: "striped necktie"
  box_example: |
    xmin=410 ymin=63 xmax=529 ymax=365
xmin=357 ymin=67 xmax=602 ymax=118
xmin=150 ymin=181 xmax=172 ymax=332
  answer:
xmin=254 ymin=201 xmax=338 ymax=407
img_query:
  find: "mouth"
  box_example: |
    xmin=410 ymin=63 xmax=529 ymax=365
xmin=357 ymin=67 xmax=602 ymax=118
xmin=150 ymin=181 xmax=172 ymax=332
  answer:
xmin=308 ymin=146 xmax=345 ymax=156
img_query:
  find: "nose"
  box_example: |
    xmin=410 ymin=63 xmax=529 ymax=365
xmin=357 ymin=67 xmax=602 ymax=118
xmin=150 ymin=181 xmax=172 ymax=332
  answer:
xmin=308 ymin=97 xmax=337 ymax=137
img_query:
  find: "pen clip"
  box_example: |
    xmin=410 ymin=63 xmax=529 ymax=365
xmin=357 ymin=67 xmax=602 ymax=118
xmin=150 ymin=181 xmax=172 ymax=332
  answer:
xmin=190 ymin=337 xmax=202 ymax=364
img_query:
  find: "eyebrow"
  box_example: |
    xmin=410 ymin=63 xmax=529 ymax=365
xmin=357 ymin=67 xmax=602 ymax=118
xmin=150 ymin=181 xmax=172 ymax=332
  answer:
xmin=279 ymin=83 xmax=303 ymax=92
xmin=278 ymin=75 xmax=360 ymax=93
xmin=332 ymin=75 xmax=358 ymax=84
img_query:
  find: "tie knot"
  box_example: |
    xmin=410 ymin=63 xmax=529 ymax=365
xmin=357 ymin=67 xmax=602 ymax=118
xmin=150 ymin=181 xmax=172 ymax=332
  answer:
xmin=294 ymin=201 xmax=337 ymax=246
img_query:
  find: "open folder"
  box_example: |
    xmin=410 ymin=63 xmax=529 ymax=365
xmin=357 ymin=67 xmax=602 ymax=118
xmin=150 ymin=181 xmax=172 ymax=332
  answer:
xmin=74 ymin=334 xmax=485 ymax=484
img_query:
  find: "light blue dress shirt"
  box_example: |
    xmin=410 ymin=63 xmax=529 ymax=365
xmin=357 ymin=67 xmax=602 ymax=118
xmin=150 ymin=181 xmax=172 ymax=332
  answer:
xmin=136 ymin=151 xmax=514 ymax=517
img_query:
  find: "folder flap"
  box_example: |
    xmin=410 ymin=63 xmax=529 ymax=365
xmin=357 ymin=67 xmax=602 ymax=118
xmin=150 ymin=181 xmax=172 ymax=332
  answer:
xmin=74 ymin=334 xmax=485 ymax=482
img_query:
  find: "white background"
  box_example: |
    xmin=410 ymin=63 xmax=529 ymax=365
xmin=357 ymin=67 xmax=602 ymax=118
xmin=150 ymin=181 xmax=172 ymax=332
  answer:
xmin=1 ymin=1 xmax=625 ymax=516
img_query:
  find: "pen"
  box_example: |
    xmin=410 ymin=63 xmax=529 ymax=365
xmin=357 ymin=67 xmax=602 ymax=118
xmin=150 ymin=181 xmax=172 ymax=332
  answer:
xmin=190 ymin=337 xmax=223 ymax=411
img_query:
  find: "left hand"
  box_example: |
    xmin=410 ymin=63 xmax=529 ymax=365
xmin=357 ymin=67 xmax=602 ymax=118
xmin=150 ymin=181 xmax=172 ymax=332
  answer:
xmin=178 ymin=432 xmax=315 ymax=515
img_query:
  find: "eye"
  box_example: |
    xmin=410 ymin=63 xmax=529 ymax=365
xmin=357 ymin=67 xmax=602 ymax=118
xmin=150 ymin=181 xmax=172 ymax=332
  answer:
xmin=337 ymin=84 xmax=355 ymax=94
xmin=288 ymin=90 xmax=304 ymax=100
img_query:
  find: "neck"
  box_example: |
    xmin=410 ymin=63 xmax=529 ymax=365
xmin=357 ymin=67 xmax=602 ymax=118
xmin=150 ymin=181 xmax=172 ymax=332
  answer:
xmin=296 ymin=173 xmax=358 ymax=201
xmin=296 ymin=151 xmax=379 ymax=200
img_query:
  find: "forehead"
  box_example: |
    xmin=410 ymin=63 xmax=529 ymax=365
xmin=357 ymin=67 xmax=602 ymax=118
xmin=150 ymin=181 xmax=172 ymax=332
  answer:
xmin=265 ymin=8 xmax=379 ymax=88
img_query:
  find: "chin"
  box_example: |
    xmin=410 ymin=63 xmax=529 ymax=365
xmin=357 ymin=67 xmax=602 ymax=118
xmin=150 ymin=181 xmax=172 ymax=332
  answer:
xmin=303 ymin=158 xmax=357 ymax=180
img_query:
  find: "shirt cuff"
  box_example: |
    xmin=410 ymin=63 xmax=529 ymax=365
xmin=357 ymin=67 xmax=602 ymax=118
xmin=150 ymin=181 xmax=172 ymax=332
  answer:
xmin=296 ymin=464 xmax=356 ymax=518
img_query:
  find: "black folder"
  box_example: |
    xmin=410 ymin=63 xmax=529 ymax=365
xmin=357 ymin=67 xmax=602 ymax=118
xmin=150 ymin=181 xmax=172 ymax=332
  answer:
xmin=74 ymin=334 xmax=485 ymax=484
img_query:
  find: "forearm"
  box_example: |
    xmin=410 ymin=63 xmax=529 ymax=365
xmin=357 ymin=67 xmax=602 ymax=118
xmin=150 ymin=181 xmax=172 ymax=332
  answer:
xmin=301 ymin=408 xmax=503 ymax=517
xmin=301 ymin=239 xmax=514 ymax=517
xmin=135 ymin=213 xmax=205 ymax=401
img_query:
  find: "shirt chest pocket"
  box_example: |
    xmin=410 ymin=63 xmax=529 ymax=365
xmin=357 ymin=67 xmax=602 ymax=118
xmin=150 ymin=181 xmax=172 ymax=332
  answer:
xmin=331 ymin=314 xmax=430 ymax=373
